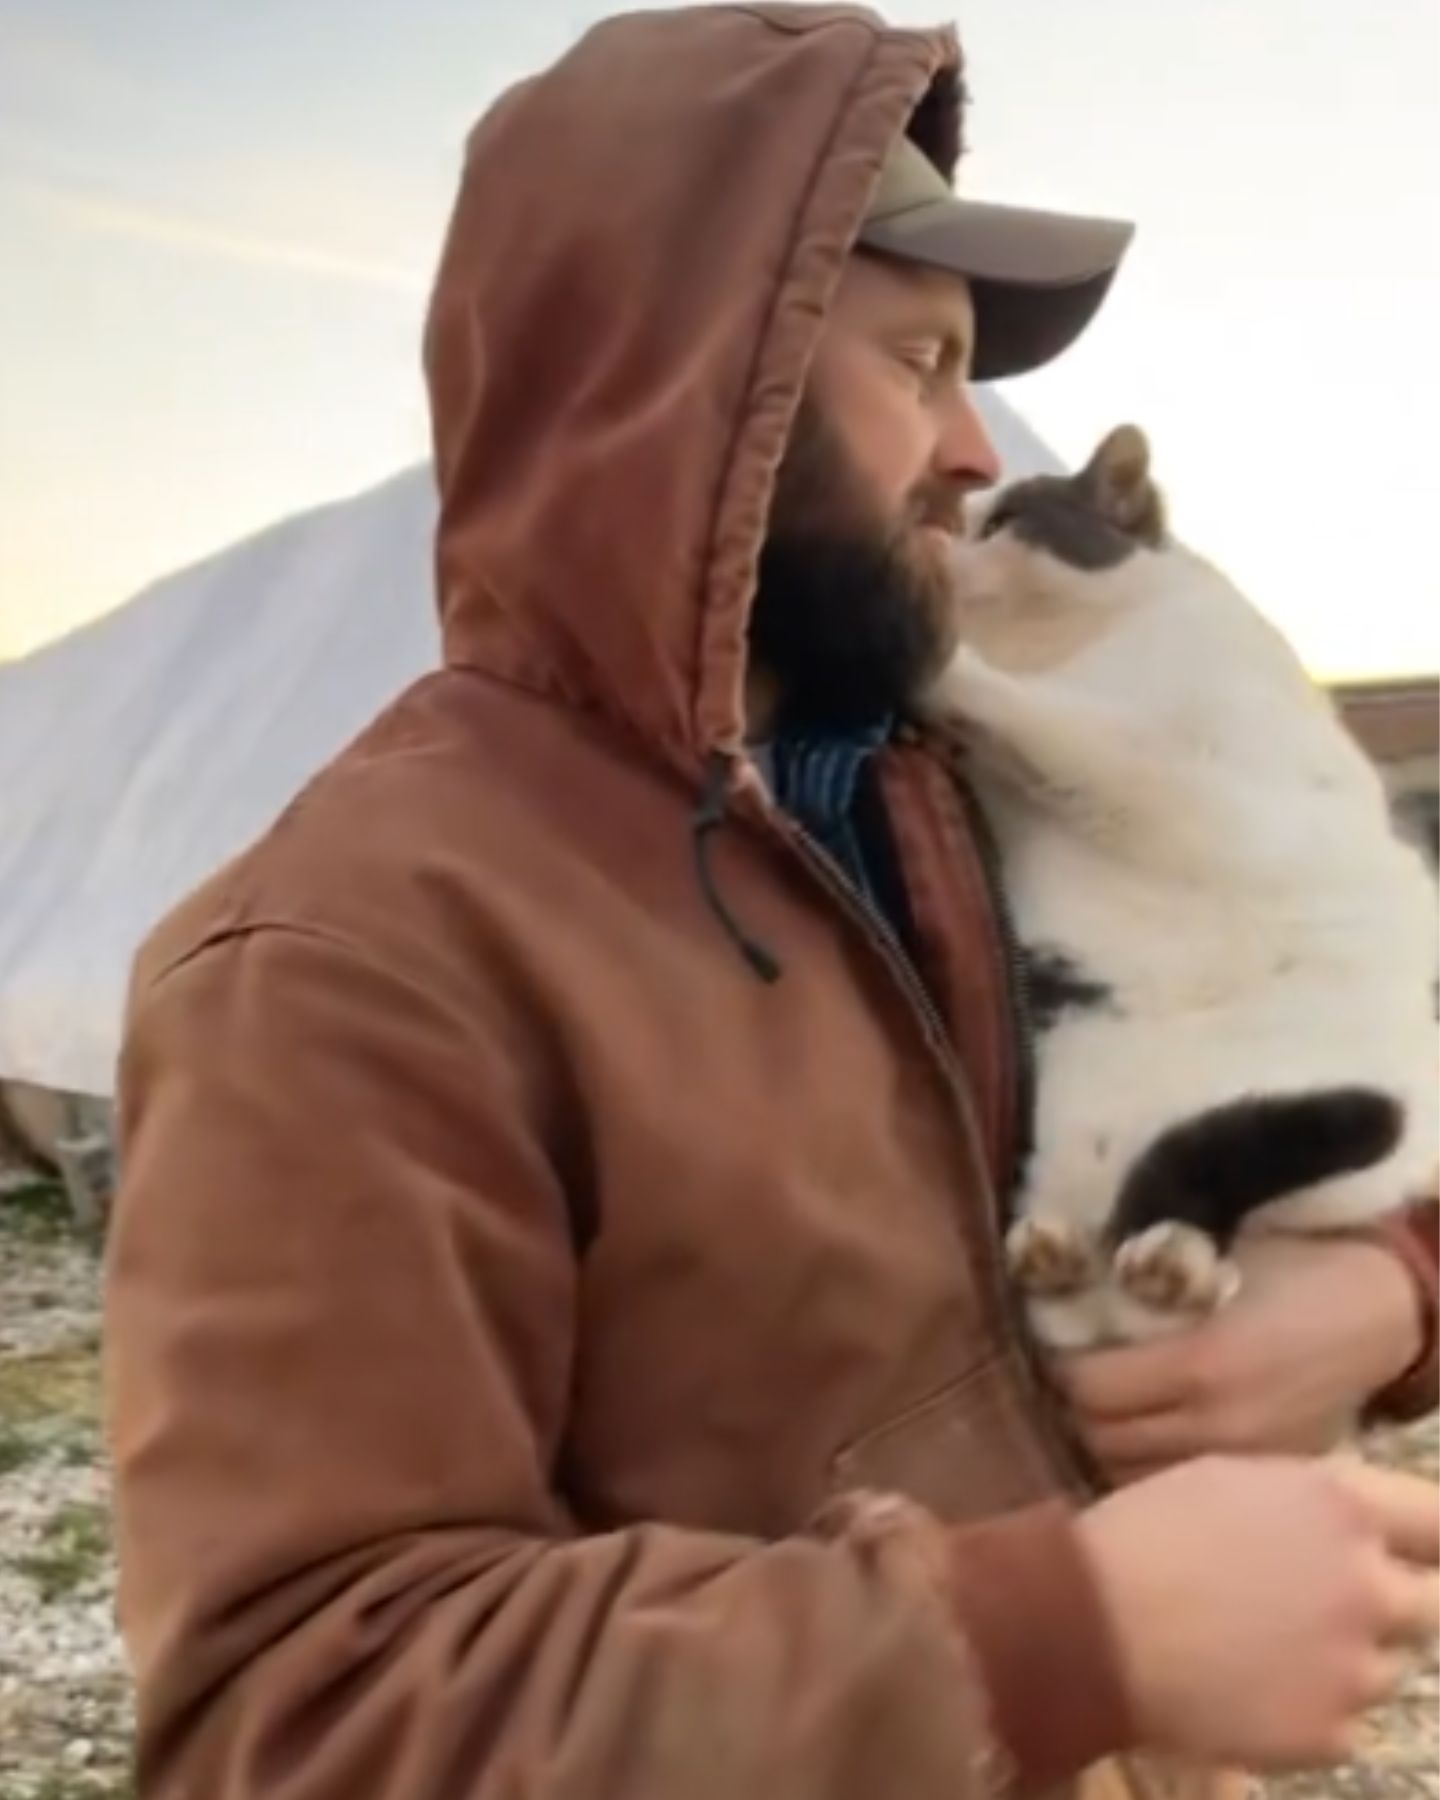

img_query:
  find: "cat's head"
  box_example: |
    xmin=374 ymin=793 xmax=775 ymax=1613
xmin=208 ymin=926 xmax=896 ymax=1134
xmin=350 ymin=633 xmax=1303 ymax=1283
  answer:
xmin=941 ymin=425 xmax=1175 ymax=672
xmin=968 ymin=424 xmax=1168 ymax=567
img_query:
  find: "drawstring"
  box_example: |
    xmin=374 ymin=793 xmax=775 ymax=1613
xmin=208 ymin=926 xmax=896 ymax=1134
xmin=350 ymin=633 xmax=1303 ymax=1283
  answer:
xmin=691 ymin=752 xmax=783 ymax=985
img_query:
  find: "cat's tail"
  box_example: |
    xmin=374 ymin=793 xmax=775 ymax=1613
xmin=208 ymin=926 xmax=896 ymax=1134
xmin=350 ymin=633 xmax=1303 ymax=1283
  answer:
xmin=1107 ymin=1088 xmax=1404 ymax=1251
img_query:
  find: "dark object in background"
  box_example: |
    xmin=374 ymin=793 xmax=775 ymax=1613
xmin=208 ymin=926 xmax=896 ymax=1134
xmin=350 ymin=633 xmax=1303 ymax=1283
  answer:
xmin=1334 ymin=676 xmax=1439 ymax=868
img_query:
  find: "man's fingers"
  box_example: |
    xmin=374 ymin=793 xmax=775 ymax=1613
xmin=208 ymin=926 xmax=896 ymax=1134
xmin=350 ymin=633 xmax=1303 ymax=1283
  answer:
xmin=1094 ymin=1458 xmax=1173 ymax=1489
xmin=1329 ymin=1461 xmax=1440 ymax=1567
xmin=1059 ymin=1340 xmax=1195 ymax=1422
xmin=1376 ymin=1565 xmax=1440 ymax=1647
xmin=1080 ymin=1412 xmax=1200 ymax=1471
xmin=1349 ymin=1649 xmax=1409 ymax=1712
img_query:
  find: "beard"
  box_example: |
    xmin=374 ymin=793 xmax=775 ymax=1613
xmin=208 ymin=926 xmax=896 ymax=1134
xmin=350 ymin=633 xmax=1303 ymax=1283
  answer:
xmin=748 ymin=394 xmax=963 ymax=733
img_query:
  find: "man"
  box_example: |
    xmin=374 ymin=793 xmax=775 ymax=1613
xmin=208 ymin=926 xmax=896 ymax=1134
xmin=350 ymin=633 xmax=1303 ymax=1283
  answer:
xmin=106 ymin=7 xmax=1438 ymax=1797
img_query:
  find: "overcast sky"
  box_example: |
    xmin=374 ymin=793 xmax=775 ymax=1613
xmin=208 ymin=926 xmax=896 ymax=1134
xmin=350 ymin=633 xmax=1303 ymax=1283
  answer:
xmin=1 ymin=0 xmax=1437 ymax=677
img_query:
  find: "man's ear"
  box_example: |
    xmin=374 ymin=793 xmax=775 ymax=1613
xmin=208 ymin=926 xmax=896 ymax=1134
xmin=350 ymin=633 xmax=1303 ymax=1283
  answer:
xmin=1077 ymin=424 xmax=1166 ymax=545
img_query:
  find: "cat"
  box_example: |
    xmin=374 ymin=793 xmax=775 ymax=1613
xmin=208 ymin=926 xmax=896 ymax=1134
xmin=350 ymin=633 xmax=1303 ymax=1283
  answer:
xmin=926 ymin=425 xmax=1438 ymax=1351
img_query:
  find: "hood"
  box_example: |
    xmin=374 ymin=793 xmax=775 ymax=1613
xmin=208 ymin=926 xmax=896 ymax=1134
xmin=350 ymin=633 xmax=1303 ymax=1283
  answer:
xmin=425 ymin=3 xmax=961 ymax=776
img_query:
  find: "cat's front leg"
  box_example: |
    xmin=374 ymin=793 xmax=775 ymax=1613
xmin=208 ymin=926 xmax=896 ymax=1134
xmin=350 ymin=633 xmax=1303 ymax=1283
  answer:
xmin=930 ymin=646 xmax=1176 ymax=834
xmin=1006 ymin=1213 xmax=1111 ymax=1350
xmin=1109 ymin=1222 xmax=1242 ymax=1342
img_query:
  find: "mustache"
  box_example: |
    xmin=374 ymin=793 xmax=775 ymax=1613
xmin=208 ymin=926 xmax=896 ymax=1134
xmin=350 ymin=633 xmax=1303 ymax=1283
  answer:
xmin=904 ymin=486 xmax=969 ymax=536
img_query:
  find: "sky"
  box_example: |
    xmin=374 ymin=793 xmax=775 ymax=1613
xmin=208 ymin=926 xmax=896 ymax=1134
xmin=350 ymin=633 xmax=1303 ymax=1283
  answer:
xmin=1 ymin=0 xmax=1437 ymax=679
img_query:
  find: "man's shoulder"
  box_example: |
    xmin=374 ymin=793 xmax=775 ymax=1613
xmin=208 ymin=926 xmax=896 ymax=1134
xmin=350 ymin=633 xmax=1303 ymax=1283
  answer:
xmin=133 ymin=676 xmax=579 ymax=993
xmin=130 ymin=670 xmax=619 ymax=998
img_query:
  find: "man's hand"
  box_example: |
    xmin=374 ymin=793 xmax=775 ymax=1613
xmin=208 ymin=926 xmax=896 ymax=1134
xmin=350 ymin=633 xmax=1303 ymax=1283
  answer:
xmin=1078 ymin=1454 xmax=1440 ymax=1769
xmin=1061 ymin=1234 xmax=1424 ymax=1483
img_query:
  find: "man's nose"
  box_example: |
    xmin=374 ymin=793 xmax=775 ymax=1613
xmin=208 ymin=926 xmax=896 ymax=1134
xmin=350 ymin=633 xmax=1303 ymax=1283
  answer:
xmin=935 ymin=386 xmax=1002 ymax=490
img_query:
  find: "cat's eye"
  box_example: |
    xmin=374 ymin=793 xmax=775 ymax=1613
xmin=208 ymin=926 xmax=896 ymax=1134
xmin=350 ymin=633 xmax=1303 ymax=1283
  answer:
xmin=979 ymin=506 xmax=1011 ymax=540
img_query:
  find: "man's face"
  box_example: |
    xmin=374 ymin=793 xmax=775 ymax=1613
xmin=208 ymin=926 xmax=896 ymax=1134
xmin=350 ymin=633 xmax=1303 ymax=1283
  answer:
xmin=749 ymin=254 xmax=1001 ymax=731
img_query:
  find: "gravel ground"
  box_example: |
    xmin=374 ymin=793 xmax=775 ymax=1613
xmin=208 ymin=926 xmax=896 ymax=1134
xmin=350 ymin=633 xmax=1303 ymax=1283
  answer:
xmin=0 ymin=1184 xmax=131 ymax=1800
xmin=0 ymin=1178 xmax=1435 ymax=1798
xmin=1270 ymin=1411 xmax=1439 ymax=1800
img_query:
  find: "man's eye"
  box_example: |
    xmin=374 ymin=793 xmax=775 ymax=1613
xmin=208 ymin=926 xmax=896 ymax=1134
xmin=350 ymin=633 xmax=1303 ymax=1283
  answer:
xmin=896 ymin=347 xmax=943 ymax=382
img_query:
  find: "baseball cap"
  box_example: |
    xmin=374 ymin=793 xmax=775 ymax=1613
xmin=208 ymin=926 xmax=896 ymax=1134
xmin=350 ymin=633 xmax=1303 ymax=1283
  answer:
xmin=858 ymin=135 xmax=1134 ymax=381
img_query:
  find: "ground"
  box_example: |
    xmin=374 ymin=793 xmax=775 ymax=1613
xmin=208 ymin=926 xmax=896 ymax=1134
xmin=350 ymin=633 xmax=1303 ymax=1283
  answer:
xmin=0 ymin=1179 xmax=1435 ymax=1798
xmin=0 ymin=1185 xmax=130 ymax=1800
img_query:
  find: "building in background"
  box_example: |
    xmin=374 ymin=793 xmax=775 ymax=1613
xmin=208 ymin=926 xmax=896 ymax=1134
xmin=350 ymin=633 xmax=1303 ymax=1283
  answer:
xmin=1334 ymin=677 xmax=1439 ymax=868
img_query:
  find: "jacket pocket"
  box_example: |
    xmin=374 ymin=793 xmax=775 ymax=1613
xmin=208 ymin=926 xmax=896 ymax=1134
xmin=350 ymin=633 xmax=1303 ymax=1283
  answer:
xmin=829 ymin=1359 xmax=1059 ymax=1524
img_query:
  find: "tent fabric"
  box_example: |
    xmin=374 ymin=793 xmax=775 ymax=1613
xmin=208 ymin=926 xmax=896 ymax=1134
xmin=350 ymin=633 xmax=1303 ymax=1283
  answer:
xmin=0 ymin=395 xmax=1063 ymax=1097
xmin=0 ymin=469 xmax=440 ymax=1095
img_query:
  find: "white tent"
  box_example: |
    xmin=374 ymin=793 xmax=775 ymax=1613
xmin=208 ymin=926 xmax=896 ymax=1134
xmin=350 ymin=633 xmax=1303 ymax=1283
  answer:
xmin=0 ymin=394 xmax=1062 ymax=1098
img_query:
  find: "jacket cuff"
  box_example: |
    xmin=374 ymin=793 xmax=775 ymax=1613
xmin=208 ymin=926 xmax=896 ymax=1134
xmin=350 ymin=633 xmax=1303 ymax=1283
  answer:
xmin=1362 ymin=1201 xmax=1439 ymax=1424
xmin=947 ymin=1499 xmax=1133 ymax=1795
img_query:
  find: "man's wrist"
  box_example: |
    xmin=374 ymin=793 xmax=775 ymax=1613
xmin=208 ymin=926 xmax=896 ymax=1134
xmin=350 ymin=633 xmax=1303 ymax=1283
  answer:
xmin=1356 ymin=1204 xmax=1439 ymax=1424
xmin=947 ymin=1500 xmax=1134 ymax=1793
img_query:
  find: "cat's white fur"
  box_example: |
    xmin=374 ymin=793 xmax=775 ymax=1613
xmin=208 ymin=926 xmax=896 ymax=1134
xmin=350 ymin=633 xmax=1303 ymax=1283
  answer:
xmin=928 ymin=430 xmax=1438 ymax=1349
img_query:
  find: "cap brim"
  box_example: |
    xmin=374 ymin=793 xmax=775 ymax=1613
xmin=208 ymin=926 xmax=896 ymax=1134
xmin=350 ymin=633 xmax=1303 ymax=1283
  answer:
xmin=859 ymin=197 xmax=1134 ymax=381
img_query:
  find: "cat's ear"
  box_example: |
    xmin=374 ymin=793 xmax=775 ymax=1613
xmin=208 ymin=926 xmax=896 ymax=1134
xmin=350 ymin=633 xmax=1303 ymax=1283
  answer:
xmin=1078 ymin=424 xmax=1166 ymax=546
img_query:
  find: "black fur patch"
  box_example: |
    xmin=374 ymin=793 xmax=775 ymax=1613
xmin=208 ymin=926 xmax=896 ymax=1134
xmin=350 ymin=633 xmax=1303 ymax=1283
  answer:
xmin=985 ymin=478 xmax=1138 ymax=571
xmin=1108 ymin=1088 xmax=1404 ymax=1251
xmin=1024 ymin=944 xmax=1116 ymax=1033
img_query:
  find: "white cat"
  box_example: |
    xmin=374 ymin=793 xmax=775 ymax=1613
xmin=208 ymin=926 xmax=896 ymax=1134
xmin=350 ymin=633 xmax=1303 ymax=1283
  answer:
xmin=928 ymin=426 xmax=1438 ymax=1350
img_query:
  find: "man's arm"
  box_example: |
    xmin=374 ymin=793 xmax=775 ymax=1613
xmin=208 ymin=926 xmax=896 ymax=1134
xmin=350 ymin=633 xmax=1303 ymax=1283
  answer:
xmin=1366 ymin=1202 xmax=1440 ymax=1422
xmin=105 ymin=921 xmax=1122 ymax=1799
xmin=107 ymin=922 xmax=1437 ymax=1794
xmin=1063 ymin=1211 xmax=1438 ymax=1484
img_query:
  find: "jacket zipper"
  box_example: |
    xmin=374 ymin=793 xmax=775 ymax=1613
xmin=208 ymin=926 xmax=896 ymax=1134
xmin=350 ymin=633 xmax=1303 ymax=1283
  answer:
xmin=940 ymin=785 xmax=1103 ymax=1489
xmin=744 ymin=781 xmax=1099 ymax=1498
xmin=788 ymin=823 xmax=971 ymax=1104
xmin=954 ymin=783 xmax=1038 ymax=1202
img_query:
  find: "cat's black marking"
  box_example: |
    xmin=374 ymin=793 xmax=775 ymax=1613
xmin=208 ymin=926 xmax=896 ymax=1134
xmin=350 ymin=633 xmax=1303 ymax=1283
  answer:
xmin=981 ymin=433 xmax=1167 ymax=570
xmin=986 ymin=481 xmax=1138 ymax=571
xmin=1107 ymin=1088 xmax=1404 ymax=1253
xmin=1024 ymin=944 xmax=1117 ymax=1033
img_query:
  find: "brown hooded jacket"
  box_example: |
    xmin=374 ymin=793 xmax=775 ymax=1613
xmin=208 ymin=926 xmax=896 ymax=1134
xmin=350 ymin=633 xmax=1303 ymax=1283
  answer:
xmin=105 ymin=7 xmax=1434 ymax=1798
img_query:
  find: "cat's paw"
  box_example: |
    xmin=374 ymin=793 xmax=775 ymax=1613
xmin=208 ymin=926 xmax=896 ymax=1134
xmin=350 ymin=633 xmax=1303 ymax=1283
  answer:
xmin=1006 ymin=1214 xmax=1098 ymax=1298
xmin=1112 ymin=1223 xmax=1238 ymax=1318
